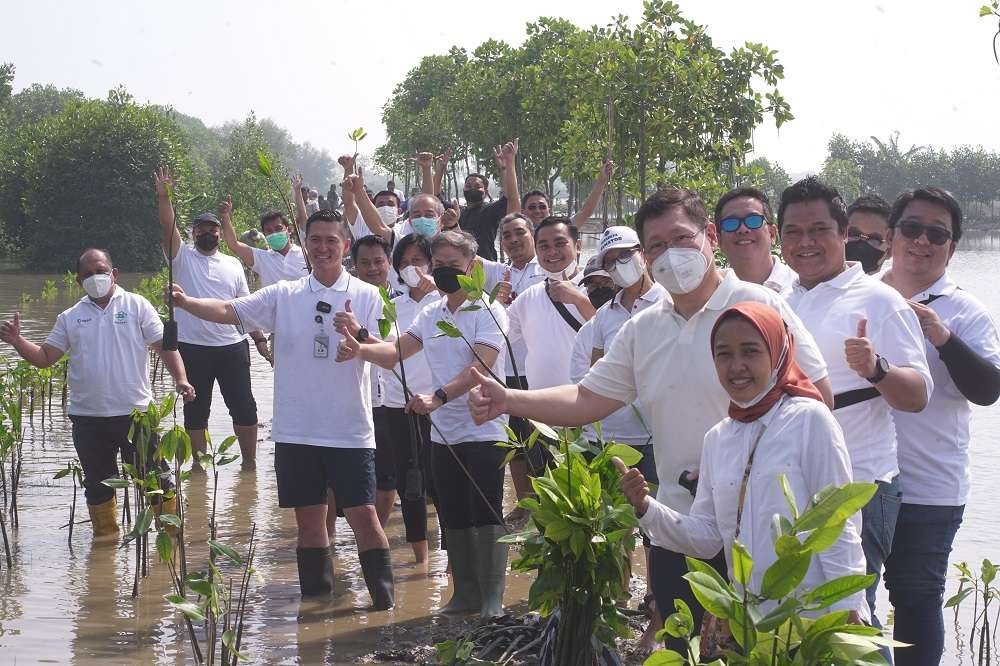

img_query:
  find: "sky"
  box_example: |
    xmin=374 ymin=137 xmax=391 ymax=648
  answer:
xmin=3 ymin=0 xmax=1000 ymax=177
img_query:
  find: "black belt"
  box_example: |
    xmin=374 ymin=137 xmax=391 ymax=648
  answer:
xmin=833 ymin=386 xmax=881 ymax=410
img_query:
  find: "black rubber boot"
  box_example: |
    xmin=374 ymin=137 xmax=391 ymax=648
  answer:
xmin=296 ymin=547 xmax=335 ymax=596
xmin=359 ymin=548 xmax=395 ymax=610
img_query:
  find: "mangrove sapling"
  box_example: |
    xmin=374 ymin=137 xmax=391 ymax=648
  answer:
xmin=53 ymin=459 xmax=84 ymax=545
xmin=946 ymin=559 xmax=1000 ymax=665
xmin=348 ymin=127 xmax=367 ymax=164
xmin=644 ymin=477 xmax=898 ymax=665
xmin=0 ymin=394 xmax=22 ymax=567
xmin=255 ymin=150 xmax=309 ymax=271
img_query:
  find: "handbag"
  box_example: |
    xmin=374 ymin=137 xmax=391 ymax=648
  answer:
xmin=699 ymin=422 xmax=768 ymax=660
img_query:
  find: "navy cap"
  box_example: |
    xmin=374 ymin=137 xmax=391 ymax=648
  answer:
xmin=192 ymin=212 xmax=221 ymax=227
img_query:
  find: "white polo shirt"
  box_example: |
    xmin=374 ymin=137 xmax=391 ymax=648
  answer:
xmin=383 ymin=291 xmax=436 ymax=408
xmin=250 ymin=245 xmax=308 ymax=287
xmin=508 ymin=271 xmax=588 ymax=389
xmin=231 ymin=271 xmax=382 ymax=448
xmin=406 ymin=295 xmax=509 ymax=445
xmin=45 ymin=287 xmax=162 ymax=417
xmin=172 ymin=244 xmax=250 ymax=346
xmin=504 ymin=258 xmax=546 ymax=379
xmin=889 ymin=273 xmax=1000 ymax=506
xmin=570 ymin=319 xmax=651 ymax=447
xmin=581 ymin=269 xmax=828 ymax=513
xmin=787 ymin=262 xmax=932 ymax=484
xmin=763 ymin=257 xmax=798 ymax=297
xmin=592 ymin=282 xmax=668 ymax=352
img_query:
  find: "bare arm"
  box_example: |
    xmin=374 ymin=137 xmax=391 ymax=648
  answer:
xmin=341 ymin=177 xmax=359 ymax=228
xmin=814 ymin=376 xmax=834 ymax=410
xmin=433 ymin=149 xmax=451 ymax=195
xmin=845 ymin=319 xmax=927 ymax=413
xmin=290 ymin=173 xmax=309 ymax=235
xmin=339 ymin=328 xmax=422 ymax=368
xmin=571 ymin=159 xmax=615 ymax=227
xmin=591 ymin=348 xmax=604 ymax=367
xmin=347 ymin=174 xmax=394 ymax=243
xmin=468 ymin=367 xmax=624 ymax=426
xmin=1 ymin=313 xmax=63 ymax=367
xmin=218 ymin=195 xmax=255 ymax=267
xmin=154 ymin=166 xmax=182 ymax=260
xmin=495 ymin=140 xmax=521 ymax=215
xmin=167 ymin=284 xmax=240 ymax=326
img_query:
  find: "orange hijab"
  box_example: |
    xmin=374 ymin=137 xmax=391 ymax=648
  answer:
xmin=710 ymin=301 xmax=823 ymax=423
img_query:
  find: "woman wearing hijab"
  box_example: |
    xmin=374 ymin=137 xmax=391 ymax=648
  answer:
xmin=617 ymin=301 xmax=868 ymax=622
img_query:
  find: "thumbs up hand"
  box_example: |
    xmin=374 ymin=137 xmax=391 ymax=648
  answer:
xmin=467 ymin=366 xmax=508 ymax=424
xmin=333 ymin=299 xmax=361 ymax=337
xmin=335 ymin=324 xmax=361 ymax=363
xmin=844 ymin=317 xmax=877 ymax=379
xmin=497 ymin=267 xmax=513 ymax=305
xmin=0 ymin=311 xmax=22 ymax=344
xmin=612 ymin=457 xmax=650 ymax=518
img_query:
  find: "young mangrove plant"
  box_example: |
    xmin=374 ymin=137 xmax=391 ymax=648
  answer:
xmin=0 ymin=390 xmax=23 ymax=567
xmin=946 ymin=558 xmax=1000 ymax=665
xmin=645 ymin=477 xmax=897 ymax=665
xmin=53 ymin=458 xmax=84 ymax=545
xmin=255 ymin=149 xmax=309 ymax=271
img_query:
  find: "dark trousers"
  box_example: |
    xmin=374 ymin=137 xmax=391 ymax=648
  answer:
xmin=649 ymin=545 xmax=728 ymax=652
xmin=178 ymin=340 xmax=258 ymax=430
xmin=69 ymin=414 xmax=166 ymax=505
xmin=884 ymin=503 xmax=964 ymax=665
xmin=383 ymin=407 xmax=435 ymax=542
xmin=432 ymin=441 xmax=506 ymax=530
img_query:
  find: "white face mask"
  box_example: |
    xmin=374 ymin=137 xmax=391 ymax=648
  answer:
xmin=82 ymin=273 xmax=114 ymax=300
xmin=542 ymin=258 xmax=578 ymax=281
xmin=400 ymin=265 xmax=425 ymax=289
xmin=609 ymin=252 xmax=644 ymax=288
xmin=729 ymin=341 xmax=788 ymax=408
xmin=377 ymin=206 xmax=398 ymax=226
xmin=650 ymin=232 xmax=709 ymax=294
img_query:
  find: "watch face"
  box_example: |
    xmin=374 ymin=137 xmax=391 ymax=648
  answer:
xmin=878 ymin=356 xmax=890 ymax=373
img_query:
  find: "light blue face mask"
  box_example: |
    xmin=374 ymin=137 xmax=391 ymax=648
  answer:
xmin=411 ymin=217 xmax=438 ymax=237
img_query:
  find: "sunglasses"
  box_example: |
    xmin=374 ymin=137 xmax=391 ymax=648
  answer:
xmin=718 ymin=214 xmax=766 ymax=233
xmin=847 ymin=228 xmax=886 ymax=247
xmin=896 ymin=219 xmax=952 ymax=246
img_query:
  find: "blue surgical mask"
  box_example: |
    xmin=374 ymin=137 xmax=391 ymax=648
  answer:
xmin=411 ymin=217 xmax=438 ymax=237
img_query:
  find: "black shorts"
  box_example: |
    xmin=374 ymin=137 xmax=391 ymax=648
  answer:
xmin=274 ymin=443 xmax=375 ymax=509
xmin=371 ymin=406 xmax=395 ymax=491
xmin=179 ymin=340 xmax=258 ymax=430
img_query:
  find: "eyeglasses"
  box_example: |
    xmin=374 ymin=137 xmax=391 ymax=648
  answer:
xmin=896 ymin=219 xmax=952 ymax=246
xmin=526 ymin=203 xmax=548 ymax=211
xmin=847 ymin=228 xmax=886 ymax=248
xmin=602 ymin=245 xmax=640 ymax=271
xmin=718 ymin=214 xmax=766 ymax=233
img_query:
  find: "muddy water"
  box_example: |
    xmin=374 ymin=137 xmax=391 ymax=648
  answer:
xmin=1 ymin=234 xmax=999 ymax=664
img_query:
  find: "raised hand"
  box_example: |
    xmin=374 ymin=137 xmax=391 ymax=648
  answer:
xmin=218 ymin=194 xmax=233 ymax=220
xmin=440 ymin=206 xmax=459 ymax=230
xmin=413 ymin=266 xmax=438 ymax=295
xmin=844 ymin=318 xmax=877 ymax=378
xmin=908 ymin=300 xmax=951 ymax=347
xmin=434 ymin=148 xmax=453 ymax=173
xmin=291 ymin=173 xmax=304 ymax=191
xmin=0 ymin=312 xmax=21 ymax=344
xmin=416 ymin=152 xmax=434 ymax=168
xmin=338 ymin=153 xmax=358 ymax=176
xmin=497 ymin=268 xmax=513 ymax=305
xmin=335 ymin=324 xmax=360 ymax=362
xmin=599 ymin=158 xmax=616 ymax=182
xmin=548 ymin=275 xmax=582 ymax=304
xmin=153 ymin=166 xmax=175 ymax=199
xmin=613 ymin=457 xmax=650 ymax=517
xmin=333 ymin=299 xmax=361 ymax=338
xmin=343 ymin=173 xmax=366 ymax=197
xmin=467 ymin=367 xmax=508 ymax=424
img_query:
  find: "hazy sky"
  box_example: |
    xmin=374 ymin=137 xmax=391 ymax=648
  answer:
xmin=4 ymin=0 xmax=999 ymax=176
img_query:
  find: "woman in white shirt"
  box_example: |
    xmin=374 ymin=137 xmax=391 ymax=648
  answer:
xmin=618 ymin=301 xmax=868 ymax=623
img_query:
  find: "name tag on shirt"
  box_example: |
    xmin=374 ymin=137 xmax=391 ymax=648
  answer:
xmin=313 ymin=333 xmax=329 ymax=359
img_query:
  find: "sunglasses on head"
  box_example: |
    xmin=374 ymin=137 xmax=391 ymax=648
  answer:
xmin=718 ymin=214 xmax=766 ymax=233
xmin=896 ymin=219 xmax=952 ymax=246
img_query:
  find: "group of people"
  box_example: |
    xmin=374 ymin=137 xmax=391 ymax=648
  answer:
xmin=1 ymin=137 xmax=998 ymax=665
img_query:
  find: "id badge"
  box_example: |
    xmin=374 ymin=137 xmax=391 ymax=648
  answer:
xmin=313 ymin=333 xmax=330 ymax=359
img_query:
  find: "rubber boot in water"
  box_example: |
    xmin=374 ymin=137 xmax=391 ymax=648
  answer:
xmin=440 ymin=527 xmax=480 ymax=614
xmin=296 ymin=547 xmax=335 ymax=596
xmin=476 ymin=524 xmax=509 ymax=619
xmin=88 ymin=497 xmax=120 ymax=541
xmin=154 ymin=495 xmax=178 ymax=537
xmin=359 ymin=548 xmax=395 ymax=610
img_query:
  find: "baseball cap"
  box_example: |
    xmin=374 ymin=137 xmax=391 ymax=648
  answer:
xmin=191 ymin=212 xmax=222 ymax=227
xmin=582 ymin=255 xmax=611 ymax=283
xmin=597 ymin=226 xmax=641 ymax=266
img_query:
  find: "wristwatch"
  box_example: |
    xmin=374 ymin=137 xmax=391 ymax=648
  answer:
xmin=434 ymin=388 xmax=449 ymax=405
xmin=866 ymin=354 xmax=890 ymax=384
xmin=356 ymin=327 xmax=370 ymax=342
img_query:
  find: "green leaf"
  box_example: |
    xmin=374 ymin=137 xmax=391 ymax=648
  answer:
xmin=982 ymin=558 xmax=997 ymax=585
xmin=156 ymin=530 xmax=173 ymax=564
xmin=642 ymin=650 xmax=686 ymax=665
xmin=158 ymin=514 xmax=181 ymax=528
xmin=778 ymin=472 xmax=799 ymax=519
xmin=208 ymin=539 xmax=243 ymax=565
xmin=755 ymin=596 xmax=801 ymax=632
xmin=731 ymin=539 xmax=753 ymax=586
xmin=529 ymin=420 xmax=559 ymax=442
xmin=488 ymin=281 xmax=503 ymax=304
xmin=603 ymin=443 xmax=643 ymax=468
xmin=760 ymin=550 xmax=811 ymax=600
xmin=683 ymin=570 xmax=736 ymax=619
xmin=794 ymin=482 xmax=876 ymax=533
xmin=377 ymin=318 xmax=392 ymax=339
xmin=222 ymin=629 xmax=247 ymax=661
xmin=803 ymin=573 xmax=876 ymax=610
xmin=435 ymin=320 xmax=462 ymax=338
xmin=218 ymin=435 xmax=238 ymax=455
xmin=53 ymin=468 xmax=71 ymax=479
xmin=134 ymin=507 xmax=154 ymax=536
xmin=460 ymin=305 xmax=482 ymax=312
xmin=801 ymin=519 xmax=846 ymax=553
xmin=944 ymin=587 xmax=973 ymax=608
xmin=256 ymin=149 xmax=273 ymax=177
xmin=775 ymin=534 xmax=804 ymax=557
xmin=981 ymin=5 xmax=994 ymax=17
xmin=472 ymin=260 xmax=486 ymax=291
xmin=165 ymin=594 xmax=205 ymax=622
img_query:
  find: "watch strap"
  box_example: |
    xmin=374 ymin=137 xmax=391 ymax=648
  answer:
xmin=434 ymin=388 xmax=449 ymax=405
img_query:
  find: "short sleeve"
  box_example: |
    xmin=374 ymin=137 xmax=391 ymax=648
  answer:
xmin=875 ymin=306 xmax=932 ymax=402
xmin=361 ymin=290 xmax=382 ymax=335
xmin=138 ymin=297 xmax=165 ymax=345
xmin=506 ymin=292 xmax=525 ymax=343
xmin=570 ymin=321 xmax=596 ymax=383
xmin=406 ymin=301 xmax=432 ymax=344
xmin=768 ymin=292 xmax=828 ymax=383
xmin=580 ymin=316 xmax=639 ymax=404
xmin=591 ymin=305 xmax=611 ymax=351
xmin=250 ymin=246 xmax=269 ymax=270
xmin=45 ymin=312 xmax=70 ymax=353
xmin=231 ymin=283 xmax=281 ymax=333
xmin=473 ymin=302 xmax=507 ymax=353
xmin=235 ymin=265 xmax=251 ymax=298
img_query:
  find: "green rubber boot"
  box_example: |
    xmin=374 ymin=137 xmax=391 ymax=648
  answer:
xmin=476 ymin=524 xmax=509 ymax=619
xmin=440 ymin=528 xmax=480 ymax=614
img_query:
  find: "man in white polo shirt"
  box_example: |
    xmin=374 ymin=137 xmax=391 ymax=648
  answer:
xmin=777 ymin=176 xmax=932 ymax=637
xmin=714 ymin=186 xmax=797 ymax=296
xmin=155 ymin=168 xmax=264 ymax=471
xmin=218 ymin=195 xmax=308 ymax=288
xmin=468 ymin=188 xmax=831 ymax=650
xmin=881 ymin=187 xmax=1000 ymax=665
xmin=0 ymin=248 xmax=195 ymax=540
xmin=165 ymin=210 xmax=394 ymax=608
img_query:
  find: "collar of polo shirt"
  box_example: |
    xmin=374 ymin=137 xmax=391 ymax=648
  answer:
xmin=904 ymin=271 xmax=957 ymax=301
xmin=308 ymin=271 xmax=350 ymax=292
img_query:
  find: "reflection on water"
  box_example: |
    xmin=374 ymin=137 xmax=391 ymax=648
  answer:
xmin=1 ymin=236 xmax=999 ymax=664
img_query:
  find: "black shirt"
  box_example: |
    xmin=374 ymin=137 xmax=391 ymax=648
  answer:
xmin=459 ymin=196 xmax=507 ymax=262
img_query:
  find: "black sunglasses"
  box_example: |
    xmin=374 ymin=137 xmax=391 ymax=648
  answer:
xmin=896 ymin=219 xmax=952 ymax=246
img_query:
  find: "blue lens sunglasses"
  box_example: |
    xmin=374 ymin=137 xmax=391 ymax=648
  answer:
xmin=719 ymin=214 xmax=767 ymax=233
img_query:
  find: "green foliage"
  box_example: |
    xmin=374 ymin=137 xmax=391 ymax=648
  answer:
xmin=945 ymin=558 xmax=1000 ymax=665
xmin=646 ymin=478 xmax=894 ymax=665
xmin=745 ymin=158 xmax=791 ymax=204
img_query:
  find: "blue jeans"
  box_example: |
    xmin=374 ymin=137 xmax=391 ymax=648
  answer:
xmin=884 ymin=503 xmax=964 ymax=666
xmin=861 ymin=475 xmax=902 ymax=660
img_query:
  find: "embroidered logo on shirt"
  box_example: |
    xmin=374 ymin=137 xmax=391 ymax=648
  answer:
xmin=114 ymin=310 xmax=128 ymax=324
xmin=76 ymin=317 xmax=92 ymax=327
